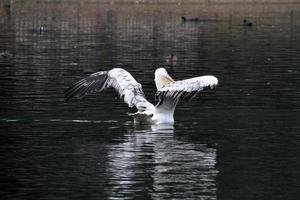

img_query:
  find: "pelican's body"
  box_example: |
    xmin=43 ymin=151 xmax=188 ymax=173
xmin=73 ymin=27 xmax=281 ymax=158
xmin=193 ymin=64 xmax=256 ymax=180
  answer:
xmin=129 ymin=102 xmax=175 ymax=125
xmin=65 ymin=68 xmax=218 ymax=125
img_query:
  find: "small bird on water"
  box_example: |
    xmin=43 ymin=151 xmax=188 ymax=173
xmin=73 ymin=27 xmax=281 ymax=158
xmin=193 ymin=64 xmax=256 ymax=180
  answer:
xmin=243 ymin=19 xmax=253 ymax=27
xmin=166 ymin=54 xmax=178 ymax=67
xmin=181 ymin=16 xmax=199 ymax=22
xmin=37 ymin=25 xmax=44 ymax=34
xmin=0 ymin=50 xmax=12 ymax=59
xmin=64 ymin=67 xmax=218 ymax=125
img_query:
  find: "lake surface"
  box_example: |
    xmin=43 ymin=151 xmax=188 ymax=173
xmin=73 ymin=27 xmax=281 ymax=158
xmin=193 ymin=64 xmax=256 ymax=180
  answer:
xmin=0 ymin=1 xmax=300 ymax=200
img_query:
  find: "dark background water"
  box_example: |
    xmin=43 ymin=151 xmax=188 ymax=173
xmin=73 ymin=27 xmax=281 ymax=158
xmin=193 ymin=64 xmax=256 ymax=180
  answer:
xmin=0 ymin=1 xmax=300 ymax=200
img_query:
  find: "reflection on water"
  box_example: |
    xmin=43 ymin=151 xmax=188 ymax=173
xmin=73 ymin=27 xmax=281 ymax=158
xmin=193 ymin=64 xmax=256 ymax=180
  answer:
xmin=106 ymin=128 xmax=217 ymax=199
xmin=1 ymin=1 xmax=300 ymax=200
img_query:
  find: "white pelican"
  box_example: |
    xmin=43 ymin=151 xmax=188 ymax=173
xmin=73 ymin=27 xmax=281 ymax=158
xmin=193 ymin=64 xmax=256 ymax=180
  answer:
xmin=64 ymin=68 xmax=218 ymax=125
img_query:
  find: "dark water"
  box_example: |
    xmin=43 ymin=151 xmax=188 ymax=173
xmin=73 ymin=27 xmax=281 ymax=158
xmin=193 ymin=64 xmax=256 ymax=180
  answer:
xmin=1 ymin=2 xmax=300 ymax=200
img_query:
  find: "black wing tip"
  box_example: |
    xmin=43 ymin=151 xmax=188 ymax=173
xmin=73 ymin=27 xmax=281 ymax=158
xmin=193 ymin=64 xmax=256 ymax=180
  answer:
xmin=64 ymin=70 xmax=110 ymax=101
xmin=64 ymin=89 xmax=76 ymax=101
xmin=63 ymin=82 xmax=81 ymax=101
xmin=155 ymin=91 xmax=164 ymax=107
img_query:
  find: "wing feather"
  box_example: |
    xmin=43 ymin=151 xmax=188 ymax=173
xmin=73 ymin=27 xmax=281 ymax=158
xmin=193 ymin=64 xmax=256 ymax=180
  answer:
xmin=64 ymin=68 xmax=154 ymax=110
xmin=156 ymin=75 xmax=218 ymax=108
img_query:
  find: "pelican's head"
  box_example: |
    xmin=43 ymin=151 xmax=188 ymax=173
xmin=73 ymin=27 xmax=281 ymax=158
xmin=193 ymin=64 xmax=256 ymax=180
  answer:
xmin=154 ymin=68 xmax=174 ymax=90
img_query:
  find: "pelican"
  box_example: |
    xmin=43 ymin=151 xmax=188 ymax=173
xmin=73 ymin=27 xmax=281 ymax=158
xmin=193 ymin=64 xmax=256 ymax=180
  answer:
xmin=64 ymin=68 xmax=218 ymax=125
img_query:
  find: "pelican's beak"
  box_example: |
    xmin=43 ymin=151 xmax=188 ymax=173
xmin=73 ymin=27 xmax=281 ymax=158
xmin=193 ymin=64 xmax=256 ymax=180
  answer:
xmin=166 ymin=74 xmax=174 ymax=82
xmin=162 ymin=74 xmax=174 ymax=86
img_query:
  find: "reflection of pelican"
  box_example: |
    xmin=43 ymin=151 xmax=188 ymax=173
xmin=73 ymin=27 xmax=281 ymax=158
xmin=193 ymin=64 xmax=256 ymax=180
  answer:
xmin=65 ymin=68 xmax=218 ymax=125
xmin=105 ymin=128 xmax=217 ymax=199
xmin=131 ymin=122 xmax=175 ymax=133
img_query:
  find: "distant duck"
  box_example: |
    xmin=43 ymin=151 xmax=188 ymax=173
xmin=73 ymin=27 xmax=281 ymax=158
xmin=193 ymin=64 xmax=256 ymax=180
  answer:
xmin=166 ymin=54 xmax=178 ymax=66
xmin=37 ymin=25 xmax=44 ymax=34
xmin=181 ymin=16 xmax=199 ymax=22
xmin=243 ymin=19 xmax=253 ymax=27
xmin=0 ymin=50 xmax=12 ymax=59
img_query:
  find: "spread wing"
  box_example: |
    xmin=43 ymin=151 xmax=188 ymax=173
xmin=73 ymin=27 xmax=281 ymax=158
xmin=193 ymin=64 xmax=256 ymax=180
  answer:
xmin=155 ymin=75 xmax=218 ymax=109
xmin=64 ymin=68 xmax=154 ymax=110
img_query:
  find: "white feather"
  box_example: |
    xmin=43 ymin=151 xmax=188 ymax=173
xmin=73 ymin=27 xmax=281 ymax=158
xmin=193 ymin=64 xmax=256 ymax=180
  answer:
xmin=160 ymin=75 xmax=218 ymax=92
